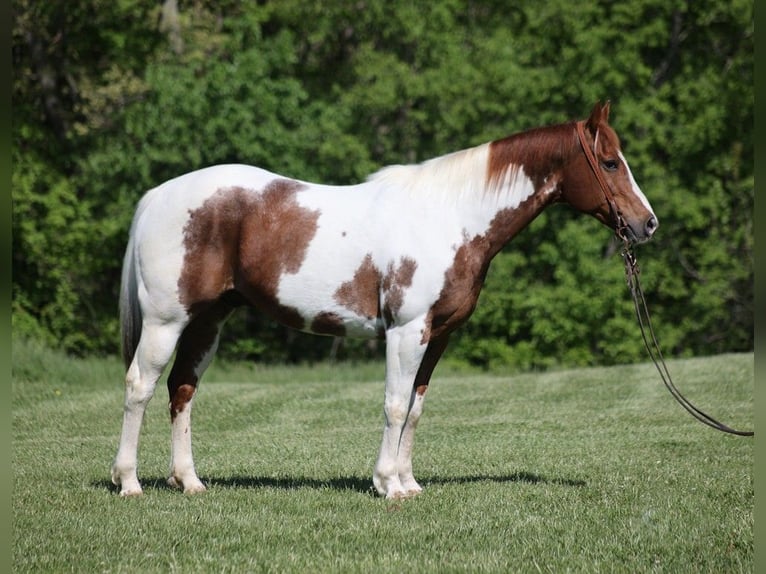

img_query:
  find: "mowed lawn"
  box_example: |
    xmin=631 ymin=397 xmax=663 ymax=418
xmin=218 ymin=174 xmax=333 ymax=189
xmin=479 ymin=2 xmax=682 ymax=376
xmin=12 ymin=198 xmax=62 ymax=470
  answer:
xmin=13 ymin=339 xmax=753 ymax=573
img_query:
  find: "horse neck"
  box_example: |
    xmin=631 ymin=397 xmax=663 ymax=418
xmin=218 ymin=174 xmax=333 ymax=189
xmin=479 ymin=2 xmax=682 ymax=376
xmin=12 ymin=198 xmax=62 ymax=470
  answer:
xmin=368 ymin=122 xmax=577 ymax=254
xmin=416 ymin=124 xmax=575 ymax=254
xmin=477 ymin=122 xmax=578 ymax=253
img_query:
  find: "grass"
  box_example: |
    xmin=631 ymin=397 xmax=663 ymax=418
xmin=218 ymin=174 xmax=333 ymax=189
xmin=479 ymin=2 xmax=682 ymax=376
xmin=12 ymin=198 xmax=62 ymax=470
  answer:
xmin=13 ymin=338 xmax=753 ymax=573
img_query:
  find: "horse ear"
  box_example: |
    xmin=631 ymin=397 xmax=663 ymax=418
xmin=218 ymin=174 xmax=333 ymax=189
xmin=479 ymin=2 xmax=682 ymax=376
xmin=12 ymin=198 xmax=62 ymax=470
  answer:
xmin=601 ymin=100 xmax=611 ymax=123
xmin=586 ymin=101 xmax=602 ymax=133
xmin=586 ymin=100 xmax=611 ymax=134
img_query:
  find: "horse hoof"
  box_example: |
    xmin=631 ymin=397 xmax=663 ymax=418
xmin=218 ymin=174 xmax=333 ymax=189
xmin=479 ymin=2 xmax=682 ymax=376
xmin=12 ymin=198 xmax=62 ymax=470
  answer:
xmin=387 ymin=488 xmax=421 ymax=500
xmin=183 ymin=483 xmax=207 ymax=495
xmin=168 ymin=476 xmax=206 ymax=494
xmin=114 ymin=471 xmax=142 ymax=496
xmin=119 ymin=487 xmax=143 ymax=497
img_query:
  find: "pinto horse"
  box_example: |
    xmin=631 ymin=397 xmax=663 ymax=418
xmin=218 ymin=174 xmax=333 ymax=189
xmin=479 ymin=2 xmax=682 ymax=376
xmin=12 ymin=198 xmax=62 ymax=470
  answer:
xmin=111 ymin=102 xmax=657 ymax=499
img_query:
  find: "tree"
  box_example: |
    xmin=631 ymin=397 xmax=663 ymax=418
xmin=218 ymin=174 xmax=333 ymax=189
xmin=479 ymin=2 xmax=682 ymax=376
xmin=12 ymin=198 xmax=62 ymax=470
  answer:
xmin=12 ymin=0 xmax=752 ymax=368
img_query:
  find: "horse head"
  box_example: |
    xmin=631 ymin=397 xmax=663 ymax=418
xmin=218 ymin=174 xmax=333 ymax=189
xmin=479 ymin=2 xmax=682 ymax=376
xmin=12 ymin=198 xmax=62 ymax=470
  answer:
xmin=561 ymin=101 xmax=658 ymax=244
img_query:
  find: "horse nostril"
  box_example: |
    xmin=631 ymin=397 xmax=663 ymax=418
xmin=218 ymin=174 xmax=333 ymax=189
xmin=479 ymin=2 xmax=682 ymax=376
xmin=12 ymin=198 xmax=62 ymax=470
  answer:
xmin=645 ymin=215 xmax=658 ymax=236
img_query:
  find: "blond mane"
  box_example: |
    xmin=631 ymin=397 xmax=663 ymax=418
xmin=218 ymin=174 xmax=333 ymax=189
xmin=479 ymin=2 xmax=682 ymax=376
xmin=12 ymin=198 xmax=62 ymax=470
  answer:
xmin=367 ymin=143 xmax=492 ymax=200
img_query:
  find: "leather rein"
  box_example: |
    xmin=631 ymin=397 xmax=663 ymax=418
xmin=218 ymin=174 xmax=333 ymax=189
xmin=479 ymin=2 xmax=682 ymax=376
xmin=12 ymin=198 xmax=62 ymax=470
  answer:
xmin=575 ymin=121 xmax=753 ymax=437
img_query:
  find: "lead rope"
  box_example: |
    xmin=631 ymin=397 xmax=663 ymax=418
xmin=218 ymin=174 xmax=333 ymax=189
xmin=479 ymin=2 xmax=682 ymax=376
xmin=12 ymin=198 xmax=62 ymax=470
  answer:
xmin=620 ymin=245 xmax=753 ymax=436
xmin=575 ymin=121 xmax=753 ymax=437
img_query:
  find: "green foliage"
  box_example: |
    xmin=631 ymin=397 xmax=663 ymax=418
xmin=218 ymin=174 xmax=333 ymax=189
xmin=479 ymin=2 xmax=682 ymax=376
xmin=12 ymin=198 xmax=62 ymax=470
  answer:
xmin=12 ymin=146 xmax=115 ymax=354
xmin=12 ymin=0 xmax=752 ymax=368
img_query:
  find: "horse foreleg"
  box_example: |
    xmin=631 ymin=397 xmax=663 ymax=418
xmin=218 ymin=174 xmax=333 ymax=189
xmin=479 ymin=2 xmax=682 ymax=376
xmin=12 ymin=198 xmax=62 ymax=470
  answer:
xmin=394 ymin=334 xmax=450 ymax=496
xmin=373 ymin=322 xmax=428 ymax=499
xmin=112 ymin=323 xmax=181 ymax=496
xmin=394 ymin=387 xmax=426 ymax=495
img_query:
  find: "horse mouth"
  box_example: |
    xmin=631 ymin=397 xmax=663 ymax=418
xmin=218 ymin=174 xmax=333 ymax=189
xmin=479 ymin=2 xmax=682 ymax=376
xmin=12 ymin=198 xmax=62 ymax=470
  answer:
xmin=619 ymin=224 xmax=649 ymax=246
xmin=619 ymin=216 xmax=658 ymax=245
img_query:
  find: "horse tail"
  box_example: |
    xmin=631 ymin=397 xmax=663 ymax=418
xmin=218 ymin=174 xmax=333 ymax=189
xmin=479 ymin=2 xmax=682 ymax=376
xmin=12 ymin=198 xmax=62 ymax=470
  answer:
xmin=119 ymin=226 xmax=142 ymax=370
xmin=120 ymin=185 xmax=163 ymax=371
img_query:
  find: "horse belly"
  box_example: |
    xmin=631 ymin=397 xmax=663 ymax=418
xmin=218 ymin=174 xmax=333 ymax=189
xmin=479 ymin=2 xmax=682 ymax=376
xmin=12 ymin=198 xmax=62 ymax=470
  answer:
xmin=274 ymin=241 xmax=386 ymax=340
xmin=274 ymin=212 xmax=455 ymax=340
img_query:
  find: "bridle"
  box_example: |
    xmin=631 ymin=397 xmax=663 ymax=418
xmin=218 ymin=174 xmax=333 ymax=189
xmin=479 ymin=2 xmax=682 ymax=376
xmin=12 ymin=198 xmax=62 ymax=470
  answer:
xmin=575 ymin=121 xmax=753 ymax=437
xmin=575 ymin=121 xmax=631 ymax=242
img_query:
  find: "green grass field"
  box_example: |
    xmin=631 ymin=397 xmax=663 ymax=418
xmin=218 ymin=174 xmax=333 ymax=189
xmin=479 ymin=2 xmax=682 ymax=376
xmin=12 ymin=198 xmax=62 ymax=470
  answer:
xmin=13 ymin=339 xmax=753 ymax=573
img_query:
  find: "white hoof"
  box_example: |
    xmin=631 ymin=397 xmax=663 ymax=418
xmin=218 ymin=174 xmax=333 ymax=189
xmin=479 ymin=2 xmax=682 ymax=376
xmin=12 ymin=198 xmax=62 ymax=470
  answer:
xmin=167 ymin=475 xmax=206 ymax=494
xmin=112 ymin=465 xmax=142 ymax=496
xmin=167 ymin=476 xmax=181 ymax=489
xmin=184 ymin=482 xmax=207 ymax=495
xmin=400 ymin=477 xmax=423 ymax=495
xmin=119 ymin=487 xmax=143 ymax=497
xmin=387 ymin=487 xmax=421 ymax=500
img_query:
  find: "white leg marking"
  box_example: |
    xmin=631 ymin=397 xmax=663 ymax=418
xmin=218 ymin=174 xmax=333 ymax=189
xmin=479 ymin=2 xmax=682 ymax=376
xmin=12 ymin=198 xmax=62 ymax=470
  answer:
xmin=396 ymin=389 xmax=426 ymax=495
xmin=373 ymin=322 xmax=427 ymax=499
xmin=167 ymin=395 xmax=206 ymax=494
xmin=111 ymin=323 xmax=181 ymax=496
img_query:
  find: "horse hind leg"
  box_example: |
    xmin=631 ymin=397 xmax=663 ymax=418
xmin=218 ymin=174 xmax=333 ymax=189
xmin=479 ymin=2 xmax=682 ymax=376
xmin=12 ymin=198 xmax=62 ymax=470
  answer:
xmin=166 ymin=302 xmax=232 ymax=494
xmin=111 ymin=322 xmax=183 ymax=496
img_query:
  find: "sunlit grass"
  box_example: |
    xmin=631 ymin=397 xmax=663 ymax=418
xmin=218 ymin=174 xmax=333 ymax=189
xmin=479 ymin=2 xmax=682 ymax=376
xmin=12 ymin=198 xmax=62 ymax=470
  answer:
xmin=13 ymin=339 xmax=753 ymax=573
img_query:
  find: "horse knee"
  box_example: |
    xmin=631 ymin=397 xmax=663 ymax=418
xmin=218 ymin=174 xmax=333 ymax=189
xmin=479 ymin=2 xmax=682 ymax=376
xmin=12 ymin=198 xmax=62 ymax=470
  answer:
xmin=384 ymin=398 xmax=410 ymax=426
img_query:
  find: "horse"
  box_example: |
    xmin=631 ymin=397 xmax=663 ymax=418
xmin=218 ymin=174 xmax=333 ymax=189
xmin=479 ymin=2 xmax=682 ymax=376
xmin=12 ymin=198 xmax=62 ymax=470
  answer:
xmin=111 ymin=101 xmax=657 ymax=499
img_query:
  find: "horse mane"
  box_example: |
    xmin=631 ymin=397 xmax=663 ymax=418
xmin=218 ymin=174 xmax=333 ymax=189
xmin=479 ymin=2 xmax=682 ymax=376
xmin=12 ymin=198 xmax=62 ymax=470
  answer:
xmin=367 ymin=143 xmax=493 ymax=201
xmin=368 ymin=121 xmax=581 ymax=200
xmin=486 ymin=122 xmax=580 ymax=191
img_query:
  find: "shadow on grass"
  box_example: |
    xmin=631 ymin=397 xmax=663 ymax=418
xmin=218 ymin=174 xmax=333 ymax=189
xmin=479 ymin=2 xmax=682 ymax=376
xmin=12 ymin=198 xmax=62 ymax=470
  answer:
xmin=97 ymin=471 xmax=585 ymax=495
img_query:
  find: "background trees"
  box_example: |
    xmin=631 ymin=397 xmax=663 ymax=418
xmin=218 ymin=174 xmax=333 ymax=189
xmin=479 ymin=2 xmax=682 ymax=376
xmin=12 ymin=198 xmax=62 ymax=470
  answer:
xmin=12 ymin=0 xmax=753 ymax=370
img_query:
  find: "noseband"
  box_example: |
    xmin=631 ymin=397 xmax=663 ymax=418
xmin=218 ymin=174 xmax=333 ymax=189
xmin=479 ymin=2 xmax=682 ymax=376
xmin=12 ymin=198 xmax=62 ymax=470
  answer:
xmin=575 ymin=121 xmax=753 ymax=437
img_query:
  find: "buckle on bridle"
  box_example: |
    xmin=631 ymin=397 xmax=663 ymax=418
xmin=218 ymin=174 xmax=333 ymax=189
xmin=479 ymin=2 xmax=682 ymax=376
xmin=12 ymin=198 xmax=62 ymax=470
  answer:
xmin=610 ymin=204 xmax=632 ymax=247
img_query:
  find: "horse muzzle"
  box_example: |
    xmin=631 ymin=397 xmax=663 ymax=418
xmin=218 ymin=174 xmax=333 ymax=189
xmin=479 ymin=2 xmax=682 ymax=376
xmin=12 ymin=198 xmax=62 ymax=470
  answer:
xmin=621 ymin=214 xmax=658 ymax=245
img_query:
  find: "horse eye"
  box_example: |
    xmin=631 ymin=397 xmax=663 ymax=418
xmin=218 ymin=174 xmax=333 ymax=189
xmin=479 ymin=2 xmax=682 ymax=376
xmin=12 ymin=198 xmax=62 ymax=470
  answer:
xmin=602 ymin=159 xmax=619 ymax=172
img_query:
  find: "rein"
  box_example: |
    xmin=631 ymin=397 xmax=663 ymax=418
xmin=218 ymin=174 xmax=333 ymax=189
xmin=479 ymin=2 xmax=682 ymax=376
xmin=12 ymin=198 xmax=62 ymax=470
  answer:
xmin=575 ymin=122 xmax=754 ymax=437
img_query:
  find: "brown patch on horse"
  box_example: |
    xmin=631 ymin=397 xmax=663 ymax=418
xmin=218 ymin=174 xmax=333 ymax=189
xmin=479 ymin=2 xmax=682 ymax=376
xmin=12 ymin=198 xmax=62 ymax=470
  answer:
xmin=382 ymin=257 xmax=417 ymax=323
xmin=413 ymin=334 xmax=451 ymax=391
xmin=237 ymin=180 xmax=320 ymax=329
xmin=486 ymin=123 xmax=575 ymax=195
xmin=420 ymin=124 xmax=581 ymax=344
xmin=334 ymin=254 xmax=418 ymax=327
xmin=178 ymin=180 xmax=320 ymax=330
xmin=169 ymin=384 xmax=196 ymax=421
xmin=311 ymin=311 xmax=347 ymax=336
xmin=334 ymin=254 xmax=381 ymax=320
xmin=422 ymin=231 xmax=491 ymax=343
xmin=168 ymin=300 xmax=233 ymax=420
xmin=178 ymin=189 xmax=245 ymax=316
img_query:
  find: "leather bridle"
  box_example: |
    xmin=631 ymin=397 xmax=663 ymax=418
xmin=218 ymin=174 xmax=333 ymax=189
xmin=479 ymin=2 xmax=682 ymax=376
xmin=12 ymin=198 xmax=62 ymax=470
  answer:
xmin=575 ymin=121 xmax=631 ymax=242
xmin=576 ymin=121 xmax=753 ymax=437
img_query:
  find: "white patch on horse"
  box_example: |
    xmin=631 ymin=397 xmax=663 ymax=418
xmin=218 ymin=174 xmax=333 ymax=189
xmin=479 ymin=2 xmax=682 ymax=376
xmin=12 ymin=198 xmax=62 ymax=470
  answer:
xmin=538 ymin=173 xmax=561 ymax=197
xmin=618 ymin=151 xmax=653 ymax=213
xmin=494 ymin=164 xmax=537 ymax=209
